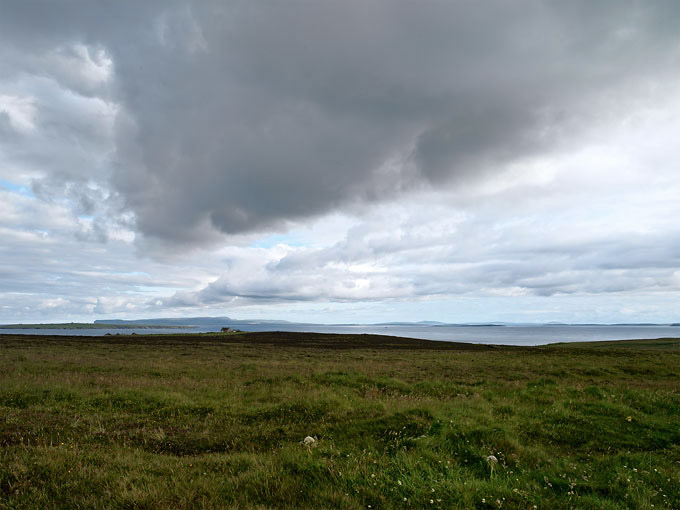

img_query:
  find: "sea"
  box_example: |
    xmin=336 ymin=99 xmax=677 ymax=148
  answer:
xmin=1 ymin=324 xmax=679 ymax=346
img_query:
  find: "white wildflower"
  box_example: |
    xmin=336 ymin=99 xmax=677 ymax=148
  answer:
xmin=301 ymin=436 xmax=317 ymax=448
xmin=486 ymin=454 xmax=498 ymax=478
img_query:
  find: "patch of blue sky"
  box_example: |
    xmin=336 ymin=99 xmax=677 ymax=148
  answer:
xmin=251 ymin=233 xmax=308 ymax=249
xmin=0 ymin=178 xmax=34 ymax=197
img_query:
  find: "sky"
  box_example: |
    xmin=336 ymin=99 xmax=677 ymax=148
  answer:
xmin=2 ymin=0 xmax=680 ymax=324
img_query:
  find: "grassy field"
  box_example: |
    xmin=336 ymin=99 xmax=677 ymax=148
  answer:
xmin=1 ymin=332 xmax=679 ymax=509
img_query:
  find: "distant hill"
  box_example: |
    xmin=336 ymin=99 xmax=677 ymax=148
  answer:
xmin=92 ymin=317 xmax=680 ymax=328
xmin=95 ymin=317 xmax=232 ymax=326
xmin=0 ymin=323 xmax=183 ymax=330
xmin=94 ymin=317 xmax=511 ymax=328
xmin=94 ymin=317 xmax=296 ymax=327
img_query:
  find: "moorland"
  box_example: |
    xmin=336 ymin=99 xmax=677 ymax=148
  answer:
xmin=1 ymin=331 xmax=679 ymax=509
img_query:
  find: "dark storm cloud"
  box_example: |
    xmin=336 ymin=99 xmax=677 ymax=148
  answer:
xmin=3 ymin=1 xmax=680 ymax=243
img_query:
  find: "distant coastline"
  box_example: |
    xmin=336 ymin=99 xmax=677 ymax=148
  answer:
xmin=0 ymin=323 xmax=188 ymax=330
xmin=2 ymin=317 xmax=680 ymax=331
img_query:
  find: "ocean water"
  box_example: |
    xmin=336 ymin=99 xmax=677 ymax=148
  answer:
xmin=1 ymin=324 xmax=679 ymax=346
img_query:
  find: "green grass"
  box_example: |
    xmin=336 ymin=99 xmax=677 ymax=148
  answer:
xmin=1 ymin=332 xmax=679 ymax=509
xmin=550 ymin=337 xmax=680 ymax=351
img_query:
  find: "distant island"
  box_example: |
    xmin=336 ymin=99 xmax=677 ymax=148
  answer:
xmin=0 ymin=323 xmax=188 ymax=330
xmin=3 ymin=317 xmax=680 ymax=330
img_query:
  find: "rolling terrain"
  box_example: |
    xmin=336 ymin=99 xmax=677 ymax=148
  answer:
xmin=1 ymin=332 xmax=679 ymax=509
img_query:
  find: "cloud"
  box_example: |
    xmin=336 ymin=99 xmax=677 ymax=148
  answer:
xmin=3 ymin=1 xmax=680 ymax=245
xmin=2 ymin=1 xmax=680 ymax=324
xmin=159 ymin=178 xmax=680 ymax=309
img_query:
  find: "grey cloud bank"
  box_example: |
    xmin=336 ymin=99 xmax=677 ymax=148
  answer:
xmin=4 ymin=1 xmax=680 ymax=241
xmin=1 ymin=1 xmax=680 ymax=323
